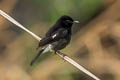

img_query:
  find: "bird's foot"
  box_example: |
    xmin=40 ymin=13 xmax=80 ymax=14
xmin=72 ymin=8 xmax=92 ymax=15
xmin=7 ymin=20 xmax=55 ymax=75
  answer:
xmin=54 ymin=51 xmax=57 ymax=54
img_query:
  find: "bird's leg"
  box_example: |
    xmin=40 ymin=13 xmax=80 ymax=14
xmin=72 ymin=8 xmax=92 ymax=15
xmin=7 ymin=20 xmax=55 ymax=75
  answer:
xmin=57 ymin=51 xmax=66 ymax=57
xmin=54 ymin=50 xmax=57 ymax=54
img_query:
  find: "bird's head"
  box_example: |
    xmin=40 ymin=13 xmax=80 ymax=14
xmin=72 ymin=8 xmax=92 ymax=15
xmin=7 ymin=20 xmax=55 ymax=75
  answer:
xmin=56 ymin=15 xmax=79 ymax=28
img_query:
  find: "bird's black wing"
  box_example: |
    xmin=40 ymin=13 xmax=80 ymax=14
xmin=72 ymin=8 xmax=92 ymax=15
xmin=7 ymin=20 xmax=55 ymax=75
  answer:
xmin=45 ymin=25 xmax=60 ymax=37
xmin=38 ymin=28 xmax=68 ymax=47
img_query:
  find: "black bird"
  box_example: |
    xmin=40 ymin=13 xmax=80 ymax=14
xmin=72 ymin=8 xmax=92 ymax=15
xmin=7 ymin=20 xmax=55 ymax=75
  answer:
xmin=30 ymin=15 xmax=79 ymax=65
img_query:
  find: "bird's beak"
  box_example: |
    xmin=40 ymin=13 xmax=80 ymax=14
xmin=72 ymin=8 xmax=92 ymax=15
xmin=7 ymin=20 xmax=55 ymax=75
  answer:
xmin=73 ymin=21 xmax=79 ymax=24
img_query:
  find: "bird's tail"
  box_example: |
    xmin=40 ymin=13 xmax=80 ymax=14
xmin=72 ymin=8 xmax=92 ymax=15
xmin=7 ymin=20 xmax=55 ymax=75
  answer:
xmin=30 ymin=48 xmax=45 ymax=66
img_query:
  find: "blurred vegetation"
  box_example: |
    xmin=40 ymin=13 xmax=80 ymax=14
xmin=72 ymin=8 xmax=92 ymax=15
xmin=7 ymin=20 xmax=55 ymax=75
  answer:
xmin=0 ymin=0 xmax=120 ymax=80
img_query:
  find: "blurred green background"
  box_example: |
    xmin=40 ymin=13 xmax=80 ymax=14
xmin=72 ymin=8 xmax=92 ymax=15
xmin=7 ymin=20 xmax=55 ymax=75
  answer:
xmin=0 ymin=0 xmax=120 ymax=80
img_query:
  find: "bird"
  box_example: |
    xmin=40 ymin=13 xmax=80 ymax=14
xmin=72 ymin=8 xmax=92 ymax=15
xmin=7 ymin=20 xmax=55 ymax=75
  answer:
xmin=30 ymin=15 xmax=79 ymax=66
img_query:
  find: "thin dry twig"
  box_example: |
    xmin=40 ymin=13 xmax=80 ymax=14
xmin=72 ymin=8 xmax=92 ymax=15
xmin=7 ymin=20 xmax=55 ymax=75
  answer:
xmin=0 ymin=10 xmax=100 ymax=80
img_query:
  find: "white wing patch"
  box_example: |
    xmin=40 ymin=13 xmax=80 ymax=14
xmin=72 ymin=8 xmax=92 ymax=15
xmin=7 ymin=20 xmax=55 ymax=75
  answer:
xmin=52 ymin=34 xmax=57 ymax=39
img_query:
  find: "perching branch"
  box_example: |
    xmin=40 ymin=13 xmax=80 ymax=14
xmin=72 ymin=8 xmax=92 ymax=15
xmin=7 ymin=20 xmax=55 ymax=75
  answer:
xmin=0 ymin=10 xmax=100 ymax=80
